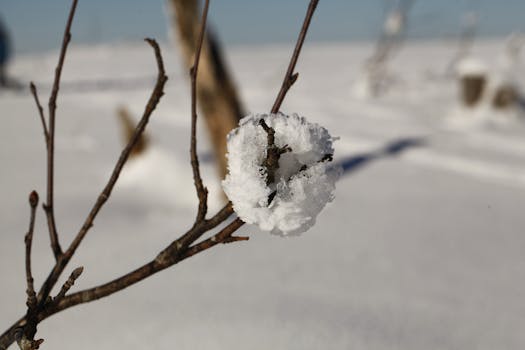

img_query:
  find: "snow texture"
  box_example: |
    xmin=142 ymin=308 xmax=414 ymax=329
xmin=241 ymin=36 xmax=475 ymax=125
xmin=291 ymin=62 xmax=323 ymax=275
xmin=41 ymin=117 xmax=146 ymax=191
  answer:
xmin=2 ymin=40 xmax=525 ymax=350
xmin=456 ymin=56 xmax=488 ymax=76
xmin=222 ymin=113 xmax=340 ymax=236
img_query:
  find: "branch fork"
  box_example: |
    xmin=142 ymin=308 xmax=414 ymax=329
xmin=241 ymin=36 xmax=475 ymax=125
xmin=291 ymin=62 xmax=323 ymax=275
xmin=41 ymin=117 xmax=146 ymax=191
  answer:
xmin=0 ymin=1 xmax=321 ymax=349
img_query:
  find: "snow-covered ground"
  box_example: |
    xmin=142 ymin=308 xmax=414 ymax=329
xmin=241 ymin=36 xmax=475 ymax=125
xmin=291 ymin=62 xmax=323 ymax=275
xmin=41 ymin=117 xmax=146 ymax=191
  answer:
xmin=1 ymin=39 xmax=525 ymax=349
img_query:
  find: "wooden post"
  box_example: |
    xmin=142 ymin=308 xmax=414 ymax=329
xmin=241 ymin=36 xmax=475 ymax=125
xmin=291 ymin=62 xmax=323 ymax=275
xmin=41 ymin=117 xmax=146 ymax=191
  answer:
xmin=166 ymin=0 xmax=245 ymax=180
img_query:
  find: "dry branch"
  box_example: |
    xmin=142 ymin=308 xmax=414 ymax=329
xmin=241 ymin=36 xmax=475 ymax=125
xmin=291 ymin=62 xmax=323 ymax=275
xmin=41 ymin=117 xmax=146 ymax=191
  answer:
xmin=36 ymin=37 xmax=168 ymax=310
xmin=271 ymin=0 xmax=319 ymax=113
xmin=53 ymin=267 xmax=84 ymax=302
xmin=29 ymin=84 xmax=48 ymax=144
xmin=0 ymin=1 xmax=322 ymax=349
xmin=190 ymin=0 xmax=210 ymax=224
xmin=44 ymin=0 xmax=80 ymax=261
xmin=24 ymin=191 xmax=39 ymax=311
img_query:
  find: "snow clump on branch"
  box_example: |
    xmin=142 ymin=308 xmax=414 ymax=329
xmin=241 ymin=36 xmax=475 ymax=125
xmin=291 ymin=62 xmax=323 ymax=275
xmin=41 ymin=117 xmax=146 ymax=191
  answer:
xmin=222 ymin=113 xmax=340 ymax=236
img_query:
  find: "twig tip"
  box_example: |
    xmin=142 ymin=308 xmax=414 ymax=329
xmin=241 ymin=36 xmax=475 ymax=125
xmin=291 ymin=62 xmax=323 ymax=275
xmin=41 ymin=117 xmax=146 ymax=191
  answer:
xmin=29 ymin=191 xmax=39 ymax=208
xmin=72 ymin=266 xmax=84 ymax=278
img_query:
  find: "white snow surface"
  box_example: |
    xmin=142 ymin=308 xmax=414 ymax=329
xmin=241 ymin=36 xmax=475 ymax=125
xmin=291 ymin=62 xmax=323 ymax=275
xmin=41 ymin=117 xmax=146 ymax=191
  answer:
xmin=222 ymin=113 xmax=338 ymax=236
xmin=456 ymin=56 xmax=488 ymax=76
xmin=1 ymin=39 xmax=525 ymax=350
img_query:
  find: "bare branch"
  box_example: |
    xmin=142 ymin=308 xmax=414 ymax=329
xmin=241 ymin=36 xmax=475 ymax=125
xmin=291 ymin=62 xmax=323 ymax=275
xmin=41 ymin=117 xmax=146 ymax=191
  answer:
xmin=0 ymin=1 xmax=323 ymax=348
xmin=37 ymin=38 xmax=168 ymax=308
xmin=29 ymin=83 xmax=48 ymax=144
xmin=44 ymin=0 xmax=80 ymax=261
xmin=40 ymin=218 xmax=246 ymax=319
xmin=54 ymin=267 xmax=83 ymax=301
xmin=24 ymin=191 xmax=39 ymax=311
xmin=183 ymin=218 xmax=245 ymax=259
xmin=190 ymin=0 xmax=211 ymax=224
xmin=204 ymin=201 xmax=235 ymax=229
xmin=155 ymin=200 xmax=236 ymax=264
xmin=2 ymin=204 xmax=238 ymax=329
xmin=19 ymin=191 xmax=43 ymax=350
xmin=159 ymin=0 xmax=215 ymax=255
xmin=221 ymin=235 xmax=249 ymax=244
xmin=271 ymin=0 xmax=319 ymax=113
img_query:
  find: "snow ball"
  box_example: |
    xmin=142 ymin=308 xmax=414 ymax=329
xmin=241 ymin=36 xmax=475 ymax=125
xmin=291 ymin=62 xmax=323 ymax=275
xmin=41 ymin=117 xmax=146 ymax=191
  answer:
xmin=222 ymin=113 xmax=340 ymax=236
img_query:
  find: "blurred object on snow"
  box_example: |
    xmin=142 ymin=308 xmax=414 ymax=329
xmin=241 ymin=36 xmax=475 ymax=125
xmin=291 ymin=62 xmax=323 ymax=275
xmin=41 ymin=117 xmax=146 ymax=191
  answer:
xmin=457 ymin=57 xmax=487 ymax=107
xmin=492 ymin=84 xmax=518 ymax=109
xmin=165 ymin=0 xmax=245 ymax=181
xmin=117 ymin=106 xmax=150 ymax=159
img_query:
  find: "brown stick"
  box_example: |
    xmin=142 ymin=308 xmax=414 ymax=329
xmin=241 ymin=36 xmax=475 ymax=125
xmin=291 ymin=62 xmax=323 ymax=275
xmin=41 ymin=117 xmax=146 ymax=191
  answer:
xmin=29 ymin=83 xmax=48 ymax=144
xmin=0 ymin=1 xmax=322 ymax=348
xmin=37 ymin=38 xmax=168 ymax=308
xmin=44 ymin=0 xmax=80 ymax=261
xmin=184 ymin=218 xmax=245 ymax=258
xmin=38 ymin=0 xmax=320 ymax=317
xmin=17 ymin=191 xmax=43 ymax=350
xmin=190 ymin=0 xmax=210 ymax=224
xmin=271 ymin=0 xmax=319 ymax=113
xmin=24 ymin=191 xmax=39 ymax=311
xmin=43 ymin=217 xmax=245 ymax=317
xmin=53 ymin=267 xmax=83 ymax=301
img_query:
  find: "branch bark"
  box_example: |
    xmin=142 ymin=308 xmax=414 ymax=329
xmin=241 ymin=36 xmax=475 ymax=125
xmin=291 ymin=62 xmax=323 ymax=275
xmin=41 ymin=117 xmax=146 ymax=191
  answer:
xmin=24 ymin=191 xmax=39 ymax=311
xmin=36 ymin=38 xmax=168 ymax=309
xmin=271 ymin=0 xmax=319 ymax=113
xmin=44 ymin=0 xmax=80 ymax=261
xmin=0 ymin=1 xmax=321 ymax=348
xmin=29 ymin=84 xmax=48 ymax=144
xmin=189 ymin=0 xmax=210 ymax=224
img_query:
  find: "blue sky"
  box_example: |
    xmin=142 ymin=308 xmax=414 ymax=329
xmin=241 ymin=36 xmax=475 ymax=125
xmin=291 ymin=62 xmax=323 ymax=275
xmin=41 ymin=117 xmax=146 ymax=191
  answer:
xmin=1 ymin=0 xmax=525 ymax=54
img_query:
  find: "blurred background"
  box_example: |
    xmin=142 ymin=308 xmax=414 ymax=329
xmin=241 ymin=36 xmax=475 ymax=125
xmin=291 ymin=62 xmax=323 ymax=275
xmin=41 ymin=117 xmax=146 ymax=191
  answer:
xmin=2 ymin=0 xmax=525 ymax=54
xmin=1 ymin=1 xmax=525 ymax=349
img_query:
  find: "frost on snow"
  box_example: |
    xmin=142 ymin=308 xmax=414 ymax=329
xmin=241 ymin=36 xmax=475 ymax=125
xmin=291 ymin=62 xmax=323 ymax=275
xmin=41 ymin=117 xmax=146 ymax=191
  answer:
xmin=222 ymin=113 xmax=340 ymax=236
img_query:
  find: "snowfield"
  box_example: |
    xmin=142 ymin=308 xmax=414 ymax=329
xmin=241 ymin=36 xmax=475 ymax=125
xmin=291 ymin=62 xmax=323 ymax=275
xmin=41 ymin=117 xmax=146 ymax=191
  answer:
xmin=1 ymin=39 xmax=525 ymax=349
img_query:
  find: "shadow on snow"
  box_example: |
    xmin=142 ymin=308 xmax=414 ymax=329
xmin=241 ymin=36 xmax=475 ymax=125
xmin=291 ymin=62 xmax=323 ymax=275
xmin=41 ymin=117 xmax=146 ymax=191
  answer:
xmin=334 ymin=137 xmax=426 ymax=175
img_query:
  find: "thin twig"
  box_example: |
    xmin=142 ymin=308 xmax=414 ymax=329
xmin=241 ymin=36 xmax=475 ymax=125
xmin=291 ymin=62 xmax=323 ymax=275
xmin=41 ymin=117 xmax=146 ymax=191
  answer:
xmin=222 ymin=235 xmax=250 ymax=244
xmin=161 ymin=0 xmax=213 ymax=255
xmin=24 ymin=191 xmax=39 ymax=311
xmin=271 ymin=0 xmax=319 ymax=113
xmin=0 ymin=1 xmax=323 ymax=348
xmin=155 ymin=201 xmax=234 ymax=266
xmin=36 ymin=38 xmax=168 ymax=308
xmin=190 ymin=0 xmax=210 ymax=224
xmin=41 ymin=218 xmax=246 ymax=318
xmin=183 ymin=218 xmax=245 ymax=259
xmin=28 ymin=206 xmax=240 ymax=322
xmin=44 ymin=0 xmax=80 ymax=261
xmin=20 ymin=191 xmax=43 ymax=350
xmin=29 ymin=83 xmax=48 ymax=144
xmin=54 ymin=267 xmax=83 ymax=301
